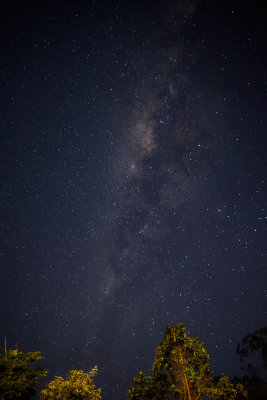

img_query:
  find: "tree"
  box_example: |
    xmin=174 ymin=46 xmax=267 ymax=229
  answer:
xmin=128 ymin=323 xmax=247 ymax=400
xmin=128 ymin=371 xmax=168 ymax=400
xmin=0 ymin=344 xmax=47 ymax=400
xmin=40 ymin=365 xmax=102 ymax=400
xmin=236 ymin=327 xmax=267 ymax=400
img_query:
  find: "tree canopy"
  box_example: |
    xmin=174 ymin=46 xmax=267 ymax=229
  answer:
xmin=2 ymin=324 xmax=262 ymax=399
xmin=40 ymin=365 xmax=101 ymax=400
xmin=128 ymin=322 xmax=247 ymax=400
xmin=0 ymin=345 xmax=47 ymax=400
xmin=236 ymin=327 xmax=267 ymax=400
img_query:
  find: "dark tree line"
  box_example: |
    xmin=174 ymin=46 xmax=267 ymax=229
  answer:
xmin=0 ymin=324 xmax=266 ymax=399
xmin=235 ymin=327 xmax=267 ymax=400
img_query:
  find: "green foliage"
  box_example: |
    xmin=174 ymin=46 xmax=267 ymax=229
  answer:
xmin=0 ymin=346 xmax=47 ymax=400
xmin=128 ymin=323 xmax=247 ymax=400
xmin=40 ymin=365 xmax=102 ymax=400
xmin=128 ymin=371 xmax=168 ymax=400
xmin=208 ymin=376 xmax=248 ymax=400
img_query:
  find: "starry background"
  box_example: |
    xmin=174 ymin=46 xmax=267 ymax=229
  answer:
xmin=0 ymin=0 xmax=266 ymax=398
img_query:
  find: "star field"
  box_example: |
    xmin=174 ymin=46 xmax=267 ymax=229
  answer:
xmin=0 ymin=1 xmax=266 ymax=399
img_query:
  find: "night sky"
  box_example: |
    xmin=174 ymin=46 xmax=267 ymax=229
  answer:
xmin=0 ymin=0 xmax=266 ymax=398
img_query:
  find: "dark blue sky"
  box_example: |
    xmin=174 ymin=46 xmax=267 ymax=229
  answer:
xmin=0 ymin=1 xmax=266 ymax=398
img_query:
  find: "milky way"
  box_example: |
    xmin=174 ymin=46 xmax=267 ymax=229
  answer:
xmin=0 ymin=1 xmax=266 ymax=399
xmin=87 ymin=2 xmax=226 ymax=333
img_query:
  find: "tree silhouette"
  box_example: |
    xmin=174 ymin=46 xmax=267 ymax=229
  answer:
xmin=236 ymin=327 xmax=267 ymax=400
